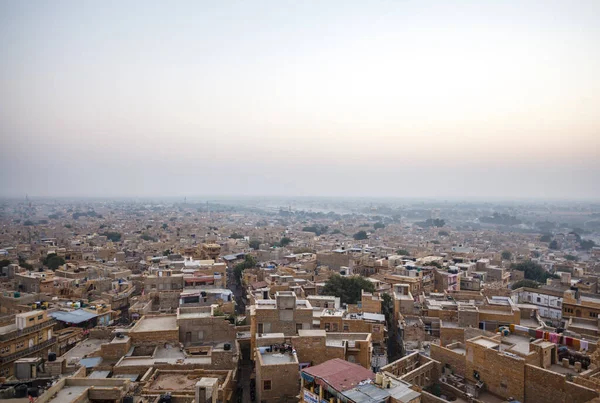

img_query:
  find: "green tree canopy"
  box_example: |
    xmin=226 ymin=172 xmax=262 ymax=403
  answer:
xmin=374 ymin=222 xmax=385 ymax=230
xmin=322 ymin=274 xmax=375 ymax=305
xmin=501 ymin=251 xmax=512 ymax=260
xmin=18 ymin=256 xmax=33 ymax=270
xmin=396 ymin=249 xmax=410 ymax=256
xmin=279 ymin=237 xmax=292 ymax=247
xmin=579 ymin=239 xmax=597 ymax=250
xmin=101 ymin=231 xmax=122 ymax=242
xmin=353 ymin=231 xmax=368 ymax=240
xmin=302 ymin=225 xmax=329 ymax=236
xmin=511 ymin=279 xmax=540 ymax=290
xmin=512 ymin=260 xmax=558 ymax=283
xmin=230 ymin=233 xmax=244 ymax=239
xmin=416 ymin=218 xmax=445 ymax=228
xmin=539 ymin=234 xmax=552 ymax=242
xmin=564 ymin=254 xmax=578 ymax=261
xmin=549 ymin=240 xmax=559 ymax=250
xmin=249 ymin=239 xmax=261 ymax=250
xmin=43 ymin=253 xmax=65 ymax=271
xmin=438 ymin=230 xmax=449 ymax=236
xmin=234 ymin=255 xmax=257 ymax=282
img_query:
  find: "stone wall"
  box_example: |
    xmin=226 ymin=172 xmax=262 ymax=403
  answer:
xmin=256 ymin=356 xmax=299 ymax=403
xmin=439 ymin=327 xmax=465 ymax=346
xmin=430 ymin=343 xmax=466 ymax=377
xmin=524 ymin=364 xmax=598 ymax=403
xmin=178 ymin=316 xmax=237 ymax=346
xmin=465 ymin=338 xmax=525 ymax=402
xmin=100 ymin=338 xmax=132 ymax=359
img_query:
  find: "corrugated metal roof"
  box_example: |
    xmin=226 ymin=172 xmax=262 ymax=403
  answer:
xmin=302 ymin=359 xmax=375 ymax=392
xmin=50 ymin=309 xmax=98 ymax=324
xmin=342 ymin=383 xmax=388 ymax=403
xmin=79 ymin=357 xmax=102 ymax=368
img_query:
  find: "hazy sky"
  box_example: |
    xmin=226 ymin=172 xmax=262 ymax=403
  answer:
xmin=1 ymin=1 xmax=599 ymax=200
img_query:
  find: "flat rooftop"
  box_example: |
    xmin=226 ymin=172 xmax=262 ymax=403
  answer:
xmin=260 ymin=352 xmax=297 ymax=365
xmin=178 ymin=311 xmax=212 ymax=320
xmin=472 ymin=338 xmax=500 ymax=349
xmin=500 ymin=334 xmax=531 ymax=355
xmin=133 ymin=315 xmax=178 ymax=332
xmin=47 ymin=386 xmax=89 ymax=403
xmin=62 ymin=338 xmax=105 ymax=361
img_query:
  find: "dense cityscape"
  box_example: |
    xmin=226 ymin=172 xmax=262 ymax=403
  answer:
xmin=0 ymin=197 xmax=598 ymax=403
xmin=2 ymin=1 xmax=600 ymax=402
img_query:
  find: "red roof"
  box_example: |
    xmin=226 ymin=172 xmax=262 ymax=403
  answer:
xmin=302 ymin=359 xmax=375 ymax=392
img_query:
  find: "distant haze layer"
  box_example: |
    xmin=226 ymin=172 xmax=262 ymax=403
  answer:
xmin=1 ymin=1 xmax=599 ymax=199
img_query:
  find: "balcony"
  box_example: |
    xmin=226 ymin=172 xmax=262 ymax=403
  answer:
xmin=0 ymin=318 xmax=57 ymax=341
xmin=0 ymin=337 xmax=57 ymax=364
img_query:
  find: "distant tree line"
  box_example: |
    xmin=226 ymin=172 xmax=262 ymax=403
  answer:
xmin=302 ymin=225 xmax=329 ymax=236
xmin=416 ymin=219 xmax=446 ymax=228
xmin=479 ymin=213 xmax=522 ymax=226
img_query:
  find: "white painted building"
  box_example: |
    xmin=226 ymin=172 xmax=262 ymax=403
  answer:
xmin=511 ymin=287 xmax=563 ymax=320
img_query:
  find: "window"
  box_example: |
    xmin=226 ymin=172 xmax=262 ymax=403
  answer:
xmin=296 ymin=323 xmax=303 ymax=332
xmin=537 ymin=297 xmax=541 ymax=303
xmin=343 ymin=324 xmax=349 ymax=331
xmin=29 ymin=318 xmax=34 ymax=322
xmin=324 ymin=323 xmax=330 ymax=331
xmin=590 ymin=312 xmax=598 ymax=318
xmin=38 ymin=315 xmax=43 ymax=320
xmin=263 ymin=380 xmax=272 ymax=391
xmin=258 ymin=323 xmax=263 ymax=334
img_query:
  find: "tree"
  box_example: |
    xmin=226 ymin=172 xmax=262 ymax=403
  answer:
xmin=565 ymin=254 xmax=578 ymax=262
xmin=512 ymin=260 xmax=558 ymax=283
xmin=579 ymin=239 xmax=597 ymax=250
xmin=322 ymin=274 xmax=375 ymax=305
xmin=374 ymin=222 xmax=385 ymax=230
xmin=353 ymin=231 xmax=368 ymax=240
xmin=43 ymin=253 xmax=65 ymax=271
xmin=438 ymin=230 xmax=449 ymax=236
xmin=302 ymin=225 xmax=329 ymax=236
xmin=234 ymin=255 xmax=257 ymax=283
xmin=501 ymin=251 xmax=512 ymax=260
xmin=163 ymin=249 xmax=172 ymax=256
xmin=161 ymin=223 xmax=168 ymax=230
xmin=18 ymin=256 xmax=33 ymax=270
xmin=549 ymin=240 xmax=559 ymax=250
xmin=396 ymin=249 xmax=410 ymax=256
xmin=511 ymin=279 xmax=540 ymax=290
xmin=381 ymin=293 xmax=393 ymax=321
xmin=230 ymin=233 xmax=244 ymax=239
xmin=279 ymin=237 xmax=292 ymax=247
xmin=101 ymin=231 xmax=122 ymax=242
xmin=23 ymin=220 xmax=34 ymax=226
xmin=0 ymin=259 xmax=11 ymax=268
xmin=540 ymin=234 xmax=552 ymax=243
xmin=249 ymin=240 xmax=261 ymax=250
xmin=140 ymin=233 xmax=156 ymax=242
xmin=424 ymin=261 xmax=442 ymax=268
xmin=416 ymin=218 xmax=445 ymax=228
